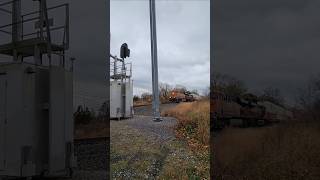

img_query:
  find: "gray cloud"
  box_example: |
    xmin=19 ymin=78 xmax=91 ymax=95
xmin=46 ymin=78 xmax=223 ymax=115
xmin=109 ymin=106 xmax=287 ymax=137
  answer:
xmin=0 ymin=0 xmax=209 ymax=111
xmin=111 ymin=0 xmax=210 ymax=95
xmin=214 ymin=0 xmax=320 ymax=105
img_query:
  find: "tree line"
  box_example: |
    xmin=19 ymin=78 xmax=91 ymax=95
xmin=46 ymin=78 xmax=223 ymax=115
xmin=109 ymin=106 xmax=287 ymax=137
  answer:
xmin=74 ymin=102 xmax=108 ymax=125
xmin=134 ymin=83 xmax=202 ymax=102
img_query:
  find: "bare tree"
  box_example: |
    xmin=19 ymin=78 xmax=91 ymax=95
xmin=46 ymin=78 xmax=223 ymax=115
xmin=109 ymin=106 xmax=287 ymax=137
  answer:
xmin=74 ymin=105 xmax=95 ymax=124
xmin=296 ymin=74 xmax=320 ymax=121
xmin=133 ymin=95 xmax=140 ymax=102
xmin=97 ymin=101 xmax=108 ymax=122
xmin=174 ymin=84 xmax=187 ymax=93
xmin=141 ymin=92 xmax=152 ymax=102
xmin=190 ymin=89 xmax=199 ymax=95
xmin=212 ymin=72 xmax=247 ymax=98
xmin=259 ymin=87 xmax=285 ymax=106
xmin=159 ymin=82 xmax=172 ymax=99
xmin=203 ymin=86 xmax=210 ymax=98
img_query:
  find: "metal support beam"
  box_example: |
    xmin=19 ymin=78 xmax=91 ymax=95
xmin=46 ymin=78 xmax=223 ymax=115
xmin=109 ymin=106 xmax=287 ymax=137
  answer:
xmin=12 ymin=0 xmax=21 ymax=42
xmin=0 ymin=7 xmax=12 ymax=14
xmin=149 ymin=0 xmax=161 ymax=121
xmin=34 ymin=45 xmax=41 ymax=65
xmin=12 ymin=0 xmax=22 ymax=62
xmin=121 ymin=59 xmax=126 ymax=117
xmin=0 ymin=29 xmax=11 ymax=35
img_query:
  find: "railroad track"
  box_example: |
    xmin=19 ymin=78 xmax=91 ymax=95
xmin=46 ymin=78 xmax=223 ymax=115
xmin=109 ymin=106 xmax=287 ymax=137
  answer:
xmin=74 ymin=137 xmax=109 ymax=171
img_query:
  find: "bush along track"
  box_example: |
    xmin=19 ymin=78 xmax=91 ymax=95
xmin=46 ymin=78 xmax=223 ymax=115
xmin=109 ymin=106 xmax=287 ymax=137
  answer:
xmin=162 ymin=100 xmax=210 ymax=179
xmin=163 ymin=100 xmax=210 ymax=150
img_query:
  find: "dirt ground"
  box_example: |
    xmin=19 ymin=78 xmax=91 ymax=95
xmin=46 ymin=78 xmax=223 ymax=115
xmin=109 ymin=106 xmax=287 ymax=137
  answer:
xmin=110 ymin=113 xmax=209 ymax=179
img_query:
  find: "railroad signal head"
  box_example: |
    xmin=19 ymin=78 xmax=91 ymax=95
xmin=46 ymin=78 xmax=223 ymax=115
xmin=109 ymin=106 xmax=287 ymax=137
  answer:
xmin=120 ymin=43 xmax=130 ymax=59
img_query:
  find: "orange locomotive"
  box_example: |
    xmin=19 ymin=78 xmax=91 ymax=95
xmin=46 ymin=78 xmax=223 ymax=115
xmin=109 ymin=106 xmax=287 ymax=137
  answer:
xmin=169 ymin=90 xmax=194 ymax=103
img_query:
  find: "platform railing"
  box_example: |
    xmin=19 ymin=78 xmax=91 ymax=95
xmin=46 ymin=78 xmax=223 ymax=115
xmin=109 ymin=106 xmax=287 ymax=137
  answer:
xmin=110 ymin=58 xmax=132 ymax=79
xmin=0 ymin=1 xmax=69 ymax=50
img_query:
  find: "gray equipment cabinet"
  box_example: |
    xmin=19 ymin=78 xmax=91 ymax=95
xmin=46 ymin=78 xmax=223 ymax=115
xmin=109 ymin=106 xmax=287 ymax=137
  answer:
xmin=110 ymin=54 xmax=133 ymax=119
xmin=0 ymin=0 xmax=76 ymax=179
xmin=0 ymin=63 xmax=76 ymax=178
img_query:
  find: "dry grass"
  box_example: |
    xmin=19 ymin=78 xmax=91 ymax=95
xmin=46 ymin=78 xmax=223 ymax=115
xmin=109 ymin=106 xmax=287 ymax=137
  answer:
xmin=163 ymin=100 xmax=210 ymax=149
xmin=133 ymin=99 xmax=171 ymax=107
xmin=133 ymin=100 xmax=151 ymax=107
xmin=110 ymin=122 xmax=210 ymax=179
xmin=74 ymin=121 xmax=109 ymax=139
xmin=213 ymin=122 xmax=320 ymax=179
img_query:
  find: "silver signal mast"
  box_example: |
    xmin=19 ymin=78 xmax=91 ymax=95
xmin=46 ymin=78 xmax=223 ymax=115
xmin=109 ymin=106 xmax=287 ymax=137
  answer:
xmin=149 ymin=0 xmax=161 ymax=122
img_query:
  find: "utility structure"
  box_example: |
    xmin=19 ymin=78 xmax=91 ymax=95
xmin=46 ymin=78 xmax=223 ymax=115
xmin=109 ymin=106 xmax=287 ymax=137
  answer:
xmin=149 ymin=0 xmax=161 ymax=121
xmin=109 ymin=43 xmax=133 ymax=119
xmin=0 ymin=0 xmax=75 ymax=179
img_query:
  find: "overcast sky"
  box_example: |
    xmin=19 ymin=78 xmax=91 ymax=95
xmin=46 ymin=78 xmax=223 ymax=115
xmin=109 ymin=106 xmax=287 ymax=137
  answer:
xmin=2 ymin=0 xmax=319 ymax=108
xmin=214 ymin=0 xmax=320 ymax=105
xmin=111 ymin=0 xmax=210 ymax=96
xmin=0 ymin=0 xmax=209 ymax=110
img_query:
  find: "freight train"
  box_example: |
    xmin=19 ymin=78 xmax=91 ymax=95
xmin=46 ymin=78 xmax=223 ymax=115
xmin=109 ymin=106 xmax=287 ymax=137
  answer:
xmin=169 ymin=90 xmax=195 ymax=103
xmin=211 ymin=91 xmax=293 ymax=130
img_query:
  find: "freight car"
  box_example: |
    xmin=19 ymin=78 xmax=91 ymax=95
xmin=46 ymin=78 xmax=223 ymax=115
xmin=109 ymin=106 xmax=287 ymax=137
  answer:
xmin=211 ymin=91 xmax=292 ymax=130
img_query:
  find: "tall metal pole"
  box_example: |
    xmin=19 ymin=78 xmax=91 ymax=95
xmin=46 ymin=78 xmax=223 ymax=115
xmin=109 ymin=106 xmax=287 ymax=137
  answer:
xmin=149 ymin=0 xmax=161 ymax=121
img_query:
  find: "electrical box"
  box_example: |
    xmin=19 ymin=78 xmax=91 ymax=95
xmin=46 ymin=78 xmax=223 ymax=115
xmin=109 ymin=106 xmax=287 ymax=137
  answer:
xmin=110 ymin=53 xmax=133 ymax=119
xmin=110 ymin=80 xmax=133 ymax=119
xmin=125 ymin=81 xmax=133 ymax=116
xmin=0 ymin=1 xmax=75 ymax=178
xmin=0 ymin=62 xmax=76 ymax=178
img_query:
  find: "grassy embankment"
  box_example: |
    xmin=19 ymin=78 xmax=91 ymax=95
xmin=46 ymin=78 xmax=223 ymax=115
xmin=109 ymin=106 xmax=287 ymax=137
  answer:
xmin=163 ymin=99 xmax=210 ymax=149
xmin=162 ymin=99 xmax=210 ymax=179
xmin=213 ymin=122 xmax=320 ymax=179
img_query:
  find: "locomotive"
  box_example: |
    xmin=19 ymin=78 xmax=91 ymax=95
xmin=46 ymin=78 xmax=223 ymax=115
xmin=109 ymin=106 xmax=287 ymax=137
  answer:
xmin=211 ymin=91 xmax=293 ymax=130
xmin=169 ymin=90 xmax=195 ymax=103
